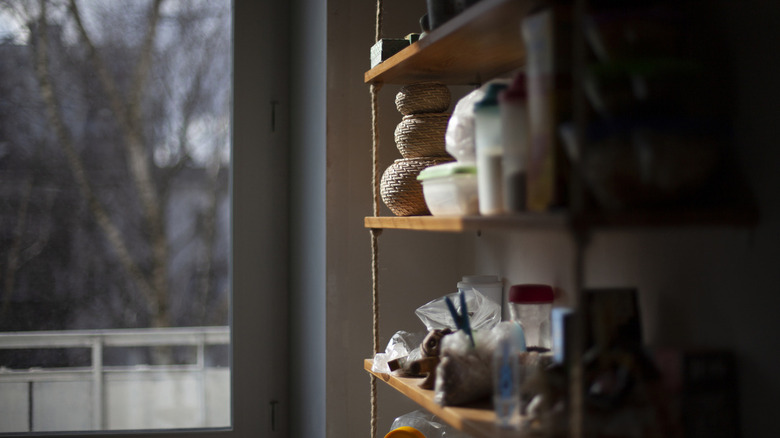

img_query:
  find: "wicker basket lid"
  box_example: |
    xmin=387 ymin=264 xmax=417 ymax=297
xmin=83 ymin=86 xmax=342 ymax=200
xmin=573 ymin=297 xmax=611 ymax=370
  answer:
xmin=395 ymin=82 xmax=451 ymax=115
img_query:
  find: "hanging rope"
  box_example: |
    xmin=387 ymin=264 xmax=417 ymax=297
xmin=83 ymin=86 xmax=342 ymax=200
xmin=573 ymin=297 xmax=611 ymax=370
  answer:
xmin=370 ymin=2 xmax=384 ymax=438
xmin=375 ymin=0 xmax=384 ymax=43
xmin=370 ymin=227 xmax=381 ymax=438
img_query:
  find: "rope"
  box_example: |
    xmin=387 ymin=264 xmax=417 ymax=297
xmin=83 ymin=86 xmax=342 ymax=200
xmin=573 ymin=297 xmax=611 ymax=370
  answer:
xmin=375 ymin=0 xmax=384 ymax=43
xmin=371 ymin=83 xmax=383 ymax=216
xmin=370 ymin=228 xmax=380 ymax=438
xmin=371 ymin=3 xmax=383 ymax=437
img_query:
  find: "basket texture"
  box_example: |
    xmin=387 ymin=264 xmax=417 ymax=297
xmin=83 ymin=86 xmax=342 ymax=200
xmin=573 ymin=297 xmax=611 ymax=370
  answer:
xmin=394 ymin=113 xmax=452 ymax=158
xmin=380 ymin=157 xmax=454 ymax=216
xmin=395 ymin=82 xmax=451 ymax=115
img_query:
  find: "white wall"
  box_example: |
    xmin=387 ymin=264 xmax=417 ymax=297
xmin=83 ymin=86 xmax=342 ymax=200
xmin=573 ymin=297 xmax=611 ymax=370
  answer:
xmin=321 ymin=1 xmax=476 ymax=436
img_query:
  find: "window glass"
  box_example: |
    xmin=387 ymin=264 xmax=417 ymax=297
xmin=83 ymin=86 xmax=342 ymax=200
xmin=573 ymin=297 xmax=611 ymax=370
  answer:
xmin=0 ymin=0 xmax=231 ymax=432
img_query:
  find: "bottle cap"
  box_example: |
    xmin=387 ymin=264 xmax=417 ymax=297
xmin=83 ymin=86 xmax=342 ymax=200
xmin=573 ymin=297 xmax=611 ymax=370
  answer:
xmin=384 ymin=426 xmax=426 ymax=438
xmin=500 ymin=72 xmax=527 ymax=102
xmin=508 ymin=284 xmax=554 ymax=304
xmin=473 ymin=82 xmax=508 ymax=109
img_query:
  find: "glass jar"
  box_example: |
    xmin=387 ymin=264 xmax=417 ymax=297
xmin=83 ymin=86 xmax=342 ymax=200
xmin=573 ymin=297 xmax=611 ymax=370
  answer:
xmin=508 ymin=284 xmax=554 ymax=350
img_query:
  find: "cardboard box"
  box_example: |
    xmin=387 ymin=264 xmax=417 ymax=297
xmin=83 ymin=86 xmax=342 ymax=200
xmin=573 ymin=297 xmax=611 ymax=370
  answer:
xmin=370 ymin=39 xmax=410 ymax=68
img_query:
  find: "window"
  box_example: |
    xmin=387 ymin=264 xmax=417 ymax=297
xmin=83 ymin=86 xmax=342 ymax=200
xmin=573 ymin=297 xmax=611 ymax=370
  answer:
xmin=0 ymin=1 xmax=288 ymax=436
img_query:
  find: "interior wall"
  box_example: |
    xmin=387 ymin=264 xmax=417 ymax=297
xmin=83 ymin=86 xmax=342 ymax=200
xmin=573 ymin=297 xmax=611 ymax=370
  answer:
xmin=322 ymin=1 xmax=481 ymax=436
xmin=231 ymin=1 xmax=291 ymax=437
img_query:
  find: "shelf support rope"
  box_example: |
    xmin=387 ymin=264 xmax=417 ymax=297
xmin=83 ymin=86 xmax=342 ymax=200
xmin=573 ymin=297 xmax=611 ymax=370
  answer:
xmin=370 ymin=2 xmax=384 ymax=438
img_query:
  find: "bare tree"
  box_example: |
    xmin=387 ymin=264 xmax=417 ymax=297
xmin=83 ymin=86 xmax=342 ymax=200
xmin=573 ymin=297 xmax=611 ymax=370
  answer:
xmin=0 ymin=0 xmax=230 ymax=342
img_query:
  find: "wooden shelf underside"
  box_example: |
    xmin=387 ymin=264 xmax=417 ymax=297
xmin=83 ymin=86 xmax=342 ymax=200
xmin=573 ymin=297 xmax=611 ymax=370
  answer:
xmin=364 ymin=207 xmax=759 ymax=232
xmin=365 ymin=359 xmax=531 ymax=438
xmin=365 ymin=0 xmax=534 ymax=85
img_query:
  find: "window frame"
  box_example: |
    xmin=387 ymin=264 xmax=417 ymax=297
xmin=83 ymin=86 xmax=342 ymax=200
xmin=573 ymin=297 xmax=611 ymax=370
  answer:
xmin=0 ymin=0 xmax=291 ymax=436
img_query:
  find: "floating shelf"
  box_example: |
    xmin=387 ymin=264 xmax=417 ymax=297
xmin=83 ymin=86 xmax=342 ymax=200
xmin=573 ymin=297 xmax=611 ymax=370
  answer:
xmin=365 ymin=359 xmax=531 ymax=438
xmin=364 ymin=213 xmax=568 ymax=232
xmin=364 ymin=0 xmax=535 ymax=85
xmin=364 ymin=207 xmax=759 ymax=232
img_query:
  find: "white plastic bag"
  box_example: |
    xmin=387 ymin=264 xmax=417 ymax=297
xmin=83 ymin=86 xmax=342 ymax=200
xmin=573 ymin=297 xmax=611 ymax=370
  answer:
xmin=445 ymin=79 xmax=511 ymax=163
xmin=372 ymin=330 xmax=426 ymax=374
xmin=415 ymin=288 xmax=501 ymax=333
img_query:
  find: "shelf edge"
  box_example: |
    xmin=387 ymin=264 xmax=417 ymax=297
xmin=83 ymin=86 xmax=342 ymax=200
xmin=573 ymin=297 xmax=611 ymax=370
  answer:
xmin=364 ymin=359 xmax=530 ymax=438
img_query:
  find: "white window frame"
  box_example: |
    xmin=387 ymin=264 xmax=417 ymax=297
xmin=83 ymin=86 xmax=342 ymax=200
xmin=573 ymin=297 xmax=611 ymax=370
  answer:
xmin=1 ymin=0 xmax=291 ymax=436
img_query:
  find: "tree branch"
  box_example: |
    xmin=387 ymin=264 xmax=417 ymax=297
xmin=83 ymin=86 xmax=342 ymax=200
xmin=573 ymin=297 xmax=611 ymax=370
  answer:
xmin=32 ymin=0 xmax=159 ymax=317
xmin=66 ymin=0 xmax=171 ymax=327
xmin=2 ymin=178 xmax=32 ymax=318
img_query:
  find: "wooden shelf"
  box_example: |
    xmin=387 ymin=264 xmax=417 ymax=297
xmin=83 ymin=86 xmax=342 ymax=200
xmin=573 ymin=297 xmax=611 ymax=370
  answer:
xmin=365 ymin=359 xmax=531 ymax=438
xmin=364 ymin=213 xmax=569 ymax=232
xmin=364 ymin=207 xmax=759 ymax=232
xmin=364 ymin=0 xmax=535 ymax=85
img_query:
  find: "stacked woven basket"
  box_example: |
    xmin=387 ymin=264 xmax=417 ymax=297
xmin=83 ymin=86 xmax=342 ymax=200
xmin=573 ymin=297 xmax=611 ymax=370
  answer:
xmin=381 ymin=82 xmax=454 ymax=216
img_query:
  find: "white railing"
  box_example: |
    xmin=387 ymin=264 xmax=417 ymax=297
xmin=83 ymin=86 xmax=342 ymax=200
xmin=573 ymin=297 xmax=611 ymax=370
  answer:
xmin=0 ymin=327 xmax=230 ymax=433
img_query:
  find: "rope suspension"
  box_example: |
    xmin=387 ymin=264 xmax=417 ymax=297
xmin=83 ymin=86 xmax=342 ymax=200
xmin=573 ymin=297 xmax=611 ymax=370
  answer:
xmin=370 ymin=2 xmax=384 ymax=438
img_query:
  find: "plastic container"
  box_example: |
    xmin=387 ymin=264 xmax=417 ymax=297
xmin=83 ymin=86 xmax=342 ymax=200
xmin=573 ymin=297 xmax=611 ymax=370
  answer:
xmin=417 ymin=162 xmax=478 ymax=216
xmin=388 ymin=410 xmax=472 ymax=438
xmin=551 ymin=307 xmax=573 ymax=364
xmin=473 ymin=82 xmax=508 ymax=216
xmin=499 ymin=73 xmax=529 ymax=213
xmin=508 ymin=284 xmax=554 ymax=350
xmin=385 ymin=427 xmax=426 ymax=438
xmin=492 ymin=322 xmax=525 ymax=429
xmin=457 ymin=275 xmax=503 ymax=316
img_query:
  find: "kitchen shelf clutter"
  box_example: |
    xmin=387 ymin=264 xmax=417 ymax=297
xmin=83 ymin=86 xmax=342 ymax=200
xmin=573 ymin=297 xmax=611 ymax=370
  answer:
xmin=365 ymin=360 xmax=530 ymax=438
xmin=364 ymin=0 xmax=758 ymax=233
xmin=364 ymin=0 xmax=534 ymax=85
xmin=363 ymin=0 xmax=755 ymax=437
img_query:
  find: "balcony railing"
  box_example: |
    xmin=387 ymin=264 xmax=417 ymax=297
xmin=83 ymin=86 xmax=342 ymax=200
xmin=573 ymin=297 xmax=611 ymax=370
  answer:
xmin=0 ymin=326 xmax=230 ymax=433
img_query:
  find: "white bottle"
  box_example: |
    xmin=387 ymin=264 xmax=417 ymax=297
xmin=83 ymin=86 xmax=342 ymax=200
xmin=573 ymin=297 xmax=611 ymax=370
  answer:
xmin=473 ymin=83 xmax=508 ymax=216
xmin=492 ymin=322 xmax=525 ymax=429
xmin=499 ymin=73 xmax=530 ymax=213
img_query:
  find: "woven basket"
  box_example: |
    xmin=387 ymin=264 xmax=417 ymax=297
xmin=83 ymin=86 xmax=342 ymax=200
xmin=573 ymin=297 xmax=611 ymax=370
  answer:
xmin=380 ymin=157 xmax=453 ymax=216
xmin=395 ymin=82 xmax=451 ymax=115
xmin=394 ymin=113 xmax=452 ymax=159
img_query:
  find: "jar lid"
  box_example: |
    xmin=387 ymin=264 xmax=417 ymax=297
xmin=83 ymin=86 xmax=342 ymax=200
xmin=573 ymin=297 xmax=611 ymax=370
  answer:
xmin=508 ymin=284 xmax=554 ymax=304
xmin=385 ymin=427 xmax=426 ymax=438
xmin=458 ymin=274 xmax=501 ymax=286
xmin=417 ymin=162 xmax=477 ymax=181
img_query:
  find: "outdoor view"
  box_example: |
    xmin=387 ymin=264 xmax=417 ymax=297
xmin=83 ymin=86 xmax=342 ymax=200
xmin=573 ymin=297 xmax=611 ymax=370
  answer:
xmin=0 ymin=0 xmax=231 ymax=432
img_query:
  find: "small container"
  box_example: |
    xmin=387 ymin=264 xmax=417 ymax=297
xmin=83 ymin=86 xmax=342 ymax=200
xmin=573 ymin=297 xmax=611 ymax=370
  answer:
xmin=417 ymin=162 xmax=478 ymax=216
xmin=473 ymin=82 xmax=508 ymax=216
xmin=385 ymin=427 xmax=426 ymax=438
xmin=499 ymin=73 xmax=529 ymax=213
xmin=457 ymin=275 xmax=503 ymax=315
xmin=508 ymin=284 xmax=554 ymax=350
xmin=492 ymin=322 xmax=525 ymax=429
xmin=551 ymin=307 xmax=574 ymax=364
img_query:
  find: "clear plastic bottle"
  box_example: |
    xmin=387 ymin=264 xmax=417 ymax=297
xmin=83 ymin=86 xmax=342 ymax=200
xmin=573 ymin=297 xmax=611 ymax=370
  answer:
xmin=492 ymin=321 xmax=525 ymax=429
xmin=508 ymin=284 xmax=554 ymax=350
xmin=473 ymin=82 xmax=509 ymax=216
